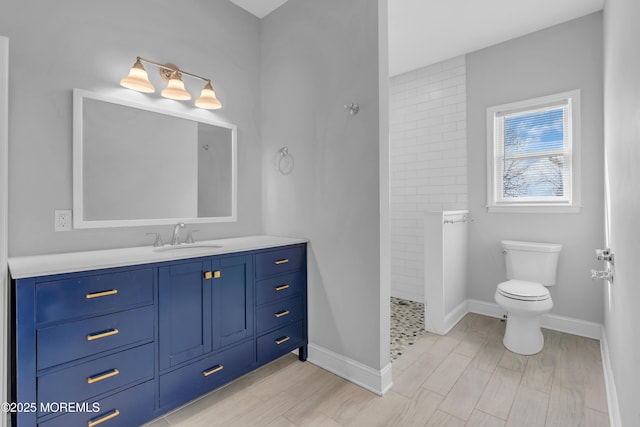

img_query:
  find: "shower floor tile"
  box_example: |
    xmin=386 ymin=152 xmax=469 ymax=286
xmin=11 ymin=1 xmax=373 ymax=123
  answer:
xmin=390 ymin=297 xmax=428 ymax=360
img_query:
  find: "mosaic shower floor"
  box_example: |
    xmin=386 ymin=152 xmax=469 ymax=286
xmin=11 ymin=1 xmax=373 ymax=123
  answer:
xmin=390 ymin=297 xmax=428 ymax=360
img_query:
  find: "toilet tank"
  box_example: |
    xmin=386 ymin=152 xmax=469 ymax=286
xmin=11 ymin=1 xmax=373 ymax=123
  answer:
xmin=502 ymin=240 xmax=562 ymax=286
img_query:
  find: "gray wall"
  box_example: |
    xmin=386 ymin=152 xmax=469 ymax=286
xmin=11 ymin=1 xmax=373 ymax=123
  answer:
xmin=603 ymin=0 xmax=640 ymax=424
xmin=260 ymin=0 xmax=385 ymax=369
xmin=467 ymin=13 xmax=604 ymax=323
xmin=2 ymin=0 xmax=263 ymax=255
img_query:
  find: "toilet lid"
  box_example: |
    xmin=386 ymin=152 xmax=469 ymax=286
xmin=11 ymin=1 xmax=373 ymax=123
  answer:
xmin=497 ymin=280 xmax=550 ymax=301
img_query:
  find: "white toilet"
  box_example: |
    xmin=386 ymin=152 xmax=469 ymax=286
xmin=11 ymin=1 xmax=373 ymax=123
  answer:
xmin=495 ymin=240 xmax=562 ymax=355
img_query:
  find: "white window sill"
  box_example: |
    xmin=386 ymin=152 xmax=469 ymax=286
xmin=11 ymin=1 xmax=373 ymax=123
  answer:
xmin=487 ymin=205 xmax=582 ymax=214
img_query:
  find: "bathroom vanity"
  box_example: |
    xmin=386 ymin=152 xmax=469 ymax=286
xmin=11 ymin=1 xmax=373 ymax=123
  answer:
xmin=9 ymin=235 xmax=307 ymax=427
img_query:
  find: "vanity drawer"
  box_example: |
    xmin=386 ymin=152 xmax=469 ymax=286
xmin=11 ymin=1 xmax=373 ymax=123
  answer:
xmin=255 ymin=246 xmax=304 ymax=279
xmin=38 ymin=380 xmax=154 ymax=427
xmin=37 ymin=306 xmax=154 ymax=370
xmin=159 ymin=340 xmax=254 ymax=409
xmin=256 ymin=271 xmax=304 ymax=305
xmin=257 ymin=321 xmax=304 ymax=365
xmin=38 ymin=343 xmax=154 ymax=413
xmin=36 ymin=268 xmax=154 ymax=324
xmin=256 ymin=295 xmax=303 ymax=334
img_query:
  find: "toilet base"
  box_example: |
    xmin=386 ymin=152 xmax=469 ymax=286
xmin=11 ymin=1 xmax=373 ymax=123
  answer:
xmin=503 ymin=313 xmax=544 ymax=355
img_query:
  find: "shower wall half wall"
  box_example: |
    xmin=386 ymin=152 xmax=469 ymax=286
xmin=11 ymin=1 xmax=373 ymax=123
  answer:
xmin=390 ymin=56 xmax=468 ymax=302
xmin=424 ymin=210 xmax=469 ymax=335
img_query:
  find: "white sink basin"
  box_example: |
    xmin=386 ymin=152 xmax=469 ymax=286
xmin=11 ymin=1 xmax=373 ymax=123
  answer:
xmin=153 ymin=243 xmax=223 ymax=252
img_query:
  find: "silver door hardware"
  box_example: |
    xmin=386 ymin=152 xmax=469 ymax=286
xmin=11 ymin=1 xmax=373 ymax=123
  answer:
xmin=591 ymin=268 xmax=613 ymax=282
xmin=595 ymin=248 xmax=614 ymax=264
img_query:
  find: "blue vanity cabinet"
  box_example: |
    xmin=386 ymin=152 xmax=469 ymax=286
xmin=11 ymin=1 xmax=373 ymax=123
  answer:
xmin=12 ymin=239 xmax=307 ymax=427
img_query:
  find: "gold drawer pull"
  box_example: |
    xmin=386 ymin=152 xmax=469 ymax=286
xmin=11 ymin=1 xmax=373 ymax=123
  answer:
xmin=274 ymin=259 xmax=289 ymax=265
xmin=85 ymin=289 xmax=118 ymax=299
xmin=203 ymin=364 xmax=224 ymax=377
xmin=87 ymin=368 xmax=120 ymax=384
xmin=87 ymin=328 xmax=119 ymax=341
xmin=274 ymin=310 xmax=290 ymax=318
xmin=274 ymin=284 xmax=290 ymax=291
xmin=275 ymin=336 xmax=290 ymax=345
xmin=88 ymin=409 xmax=120 ymax=427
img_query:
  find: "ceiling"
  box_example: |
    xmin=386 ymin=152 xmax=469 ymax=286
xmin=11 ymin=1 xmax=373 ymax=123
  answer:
xmin=229 ymin=0 xmax=605 ymax=76
xmin=229 ymin=0 xmax=289 ymax=19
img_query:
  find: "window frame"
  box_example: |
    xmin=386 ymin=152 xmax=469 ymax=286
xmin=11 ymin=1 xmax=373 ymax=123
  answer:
xmin=486 ymin=90 xmax=582 ymax=213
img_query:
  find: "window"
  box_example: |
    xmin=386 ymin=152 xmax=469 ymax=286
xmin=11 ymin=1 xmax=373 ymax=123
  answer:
xmin=486 ymin=90 xmax=581 ymax=213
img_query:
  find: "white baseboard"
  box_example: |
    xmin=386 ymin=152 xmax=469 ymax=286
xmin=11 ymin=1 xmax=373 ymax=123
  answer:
xmin=307 ymin=343 xmax=393 ymax=396
xmin=442 ymin=300 xmax=469 ymax=334
xmin=600 ymin=331 xmax=621 ymax=427
xmin=467 ymin=299 xmax=602 ymax=340
xmin=540 ymin=313 xmax=602 ymax=340
xmin=467 ymin=299 xmax=505 ymax=319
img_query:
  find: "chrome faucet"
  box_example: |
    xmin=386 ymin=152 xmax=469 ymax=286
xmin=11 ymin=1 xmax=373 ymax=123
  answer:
xmin=171 ymin=223 xmax=185 ymax=245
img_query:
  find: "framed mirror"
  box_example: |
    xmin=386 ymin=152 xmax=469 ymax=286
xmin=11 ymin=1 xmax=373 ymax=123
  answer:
xmin=73 ymin=89 xmax=237 ymax=228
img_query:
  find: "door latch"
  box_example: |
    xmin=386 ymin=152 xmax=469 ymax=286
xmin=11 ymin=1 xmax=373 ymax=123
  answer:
xmin=595 ymin=248 xmax=614 ymax=264
xmin=593 ymin=248 xmax=614 ymax=284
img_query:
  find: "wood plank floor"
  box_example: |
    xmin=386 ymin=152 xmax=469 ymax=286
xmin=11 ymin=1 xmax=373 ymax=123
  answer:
xmin=143 ymin=313 xmax=609 ymax=426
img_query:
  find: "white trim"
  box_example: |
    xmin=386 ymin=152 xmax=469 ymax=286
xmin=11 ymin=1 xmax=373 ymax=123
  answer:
xmin=307 ymin=343 xmax=393 ymax=396
xmin=467 ymin=299 xmax=602 ymax=340
xmin=0 ymin=35 xmax=8 ymax=427
xmin=600 ymin=331 xmax=621 ymax=427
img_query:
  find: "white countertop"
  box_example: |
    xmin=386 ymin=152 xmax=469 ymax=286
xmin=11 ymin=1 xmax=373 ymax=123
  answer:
xmin=8 ymin=235 xmax=308 ymax=279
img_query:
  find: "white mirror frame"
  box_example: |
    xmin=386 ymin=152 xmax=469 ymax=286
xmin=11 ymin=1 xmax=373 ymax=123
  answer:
xmin=73 ymin=89 xmax=237 ymax=228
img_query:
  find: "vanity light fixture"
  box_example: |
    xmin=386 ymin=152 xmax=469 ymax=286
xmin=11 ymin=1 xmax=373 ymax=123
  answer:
xmin=120 ymin=56 xmax=222 ymax=109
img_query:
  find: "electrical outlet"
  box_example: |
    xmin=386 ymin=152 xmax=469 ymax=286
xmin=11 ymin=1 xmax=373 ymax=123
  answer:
xmin=54 ymin=209 xmax=73 ymax=232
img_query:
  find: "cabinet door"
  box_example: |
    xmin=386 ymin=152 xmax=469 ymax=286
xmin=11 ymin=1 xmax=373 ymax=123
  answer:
xmin=159 ymin=260 xmax=212 ymax=370
xmin=211 ymin=255 xmax=254 ymax=349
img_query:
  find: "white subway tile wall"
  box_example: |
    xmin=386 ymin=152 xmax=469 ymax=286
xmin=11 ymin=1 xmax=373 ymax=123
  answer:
xmin=390 ymin=56 xmax=468 ymax=302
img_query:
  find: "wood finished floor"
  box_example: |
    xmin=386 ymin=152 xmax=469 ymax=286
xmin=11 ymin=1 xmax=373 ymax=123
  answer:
xmin=143 ymin=313 xmax=609 ymax=427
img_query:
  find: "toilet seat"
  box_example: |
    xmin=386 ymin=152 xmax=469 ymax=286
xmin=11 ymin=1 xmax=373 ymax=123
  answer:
xmin=497 ymin=280 xmax=550 ymax=301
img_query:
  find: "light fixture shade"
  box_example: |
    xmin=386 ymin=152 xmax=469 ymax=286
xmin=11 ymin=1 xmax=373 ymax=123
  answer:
xmin=161 ymin=73 xmax=191 ymax=100
xmin=120 ymin=59 xmax=155 ymax=93
xmin=195 ymin=82 xmax=222 ymax=110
